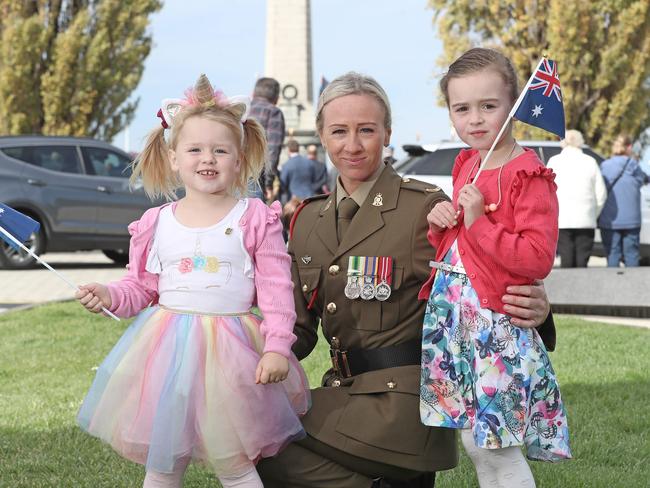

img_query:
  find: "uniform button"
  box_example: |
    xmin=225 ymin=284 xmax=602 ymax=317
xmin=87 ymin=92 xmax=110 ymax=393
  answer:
xmin=470 ymin=273 xmax=476 ymax=279
xmin=302 ymin=284 xmax=308 ymax=292
xmin=481 ymin=298 xmax=488 ymax=305
xmin=403 ymin=177 xmax=411 ymax=183
xmin=327 ymin=302 xmax=337 ymax=314
xmin=328 ymin=265 xmax=340 ymax=275
xmin=387 ymin=381 xmax=396 ymax=389
xmin=459 ymin=249 xmax=465 ymax=255
xmin=332 ymin=379 xmax=341 ymax=387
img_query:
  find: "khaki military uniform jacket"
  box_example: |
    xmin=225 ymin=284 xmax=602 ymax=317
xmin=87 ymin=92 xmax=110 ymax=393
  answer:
xmin=288 ymin=164 xmax=458 ymax=472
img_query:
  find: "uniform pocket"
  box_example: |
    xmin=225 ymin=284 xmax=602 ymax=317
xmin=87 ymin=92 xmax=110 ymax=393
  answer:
xmin=349 ymin=266 xmax=404 ymax=332
xmin=335 ymin=365 xmax=430 ymax=455
xmin=297 ymin=265 xmax=321 ymax=299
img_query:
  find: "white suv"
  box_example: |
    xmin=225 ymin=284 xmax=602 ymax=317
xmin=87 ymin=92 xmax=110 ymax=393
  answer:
xmin=394 ymin=140 xmax=650 ymax=265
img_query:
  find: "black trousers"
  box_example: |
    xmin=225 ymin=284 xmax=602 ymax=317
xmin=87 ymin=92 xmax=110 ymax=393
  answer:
xmin=558 ymin=228 xmax=594 ymax=268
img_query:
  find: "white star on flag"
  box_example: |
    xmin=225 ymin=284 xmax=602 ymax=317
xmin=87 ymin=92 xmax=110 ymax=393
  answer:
xmin=531 ymin=105 xmax=543 ymax=117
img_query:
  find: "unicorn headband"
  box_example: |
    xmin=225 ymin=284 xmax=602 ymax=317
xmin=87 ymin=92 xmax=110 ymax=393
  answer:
xmin=156 ymin=74 xmax=251 ymax=130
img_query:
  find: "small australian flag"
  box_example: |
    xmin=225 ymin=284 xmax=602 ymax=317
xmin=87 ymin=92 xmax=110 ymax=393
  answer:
xmin=0 ymin=203 xmax=40 ymax=251
xmin=514 ymin=58 xmax=566 ymax=139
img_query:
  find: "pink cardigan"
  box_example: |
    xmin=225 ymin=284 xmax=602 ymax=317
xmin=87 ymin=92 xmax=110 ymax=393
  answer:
xmin=418 ymin=148 xmax=559 ymax=314
xmin=106 ymin=198 xmax=297 ymax=358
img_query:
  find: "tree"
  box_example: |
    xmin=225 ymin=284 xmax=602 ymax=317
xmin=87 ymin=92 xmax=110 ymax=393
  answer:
xmin=429 ymin=0 xmax=650 ymax=154
xmin=0 ymin=0 xmax=162 ymax=141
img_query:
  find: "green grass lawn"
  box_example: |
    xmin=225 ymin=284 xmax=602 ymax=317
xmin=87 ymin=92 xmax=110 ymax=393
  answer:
xmin=1 ymin=303 xmax=648 ymax=487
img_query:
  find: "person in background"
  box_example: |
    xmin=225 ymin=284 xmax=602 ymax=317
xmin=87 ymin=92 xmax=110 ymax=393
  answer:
xmin=598 ymin=134 xmax=649 ymax=267
xmin=547 ymin=129 xmax=607 ymax=267
xmin=249 ymin=77 xmax=285 ymax=202
xmin=307 ymin=144 xmax=330 ymax=194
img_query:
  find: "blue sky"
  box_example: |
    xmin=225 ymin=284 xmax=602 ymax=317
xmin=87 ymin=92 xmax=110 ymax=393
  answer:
xmin=116 ymin=0 xmax=451 ymax=159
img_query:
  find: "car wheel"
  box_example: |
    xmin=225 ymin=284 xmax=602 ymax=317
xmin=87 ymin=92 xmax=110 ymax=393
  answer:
xmin=102 ymin=249 xmax=129 ymax=265
xmin=0 ymin=223 xmax=45 ymax=269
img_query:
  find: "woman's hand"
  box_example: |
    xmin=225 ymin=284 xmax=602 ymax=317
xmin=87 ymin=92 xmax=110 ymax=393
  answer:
xmin=457 ymin=184 xmax=485 ymax=228
xmin=255 ymin=352 xmax=289 ymax=384
xmin=75 ymin=283 xmax=112 ymax=313
xmin=427 ymin=201 xmax=457 ymax=232
xmin=502 ymin=279 xmax=551 ymax=328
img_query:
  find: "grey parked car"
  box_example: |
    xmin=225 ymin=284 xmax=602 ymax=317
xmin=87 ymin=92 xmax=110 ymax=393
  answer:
xmin=0 ymin=136 xmax=162 ymax=269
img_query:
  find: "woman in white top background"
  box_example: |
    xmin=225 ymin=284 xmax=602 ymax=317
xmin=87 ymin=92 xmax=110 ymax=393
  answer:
xmin=547 ymin=129 xmax=607 ymax=268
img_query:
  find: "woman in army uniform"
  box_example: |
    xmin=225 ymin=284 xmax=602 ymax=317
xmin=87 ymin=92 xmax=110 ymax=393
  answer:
xmin=257 ymin=72 xmax=555 ymax=488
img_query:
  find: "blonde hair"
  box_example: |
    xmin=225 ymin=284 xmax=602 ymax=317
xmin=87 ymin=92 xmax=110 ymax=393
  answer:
xmin=316 ymin=72 xmax=392 ymax=133
xmin=612 ymin=134 xmax=633 ymax=156
xmin=440 ymin=48 xmax=519 ymax=106
xmin=131 ymin=76 xmax=266 ymax=200
xmin=561 ymin=129 xmax=584 ymax=149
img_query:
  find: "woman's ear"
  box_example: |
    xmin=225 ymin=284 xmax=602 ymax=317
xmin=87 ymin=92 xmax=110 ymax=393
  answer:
xmin=383 ymin=128 xmax=392 ymax=147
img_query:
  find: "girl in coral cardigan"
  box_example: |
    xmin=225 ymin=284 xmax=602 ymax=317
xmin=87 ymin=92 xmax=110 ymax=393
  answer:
xmin=75 ymin=74 xmax=309 ymax=488
xmin=419 ymin=49 xmax=571 ymax=487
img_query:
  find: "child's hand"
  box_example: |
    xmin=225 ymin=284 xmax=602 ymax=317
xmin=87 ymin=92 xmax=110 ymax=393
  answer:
xmin=427 ymin=201 xmax=457 ymax=232
xmin=75 ymin=283 xmax=111 ymax=313
xmin=255 ymin=352 xmax=289 ymax=384
xmin=457 ymin=184 xmax=485 ymax=228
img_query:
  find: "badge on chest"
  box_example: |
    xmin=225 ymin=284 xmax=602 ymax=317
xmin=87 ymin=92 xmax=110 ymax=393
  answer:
xmin=345 ymin=256 xmax=393 ymax=301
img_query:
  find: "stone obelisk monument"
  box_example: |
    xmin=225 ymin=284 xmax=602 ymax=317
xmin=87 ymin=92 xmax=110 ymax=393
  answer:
xmin=265 ymin=0 xmax=318 ymax=146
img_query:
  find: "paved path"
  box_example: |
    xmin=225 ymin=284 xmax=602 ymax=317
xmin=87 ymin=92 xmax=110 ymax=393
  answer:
xmin=0 ymin=252 xmax=648 ymax=329
xmin=0 ymin=251 xmax=126 ymax=306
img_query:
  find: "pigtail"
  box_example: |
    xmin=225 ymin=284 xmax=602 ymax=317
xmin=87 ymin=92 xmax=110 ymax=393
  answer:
xmin=130 ymin=125 xmax=179 ymax=201
xmin=238 ymin=117 xmax=267 ymax=196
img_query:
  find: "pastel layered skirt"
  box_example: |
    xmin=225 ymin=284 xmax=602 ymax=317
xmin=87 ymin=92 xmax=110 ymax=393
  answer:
xmin=77 ymin=306 xmax=310 ymax=476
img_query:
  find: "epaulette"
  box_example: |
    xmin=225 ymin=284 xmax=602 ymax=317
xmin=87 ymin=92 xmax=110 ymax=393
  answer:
xmin=289 ymin=193 xmax=330 ymax=240
xmin=400 ymin=177 xmax=443 ymax=194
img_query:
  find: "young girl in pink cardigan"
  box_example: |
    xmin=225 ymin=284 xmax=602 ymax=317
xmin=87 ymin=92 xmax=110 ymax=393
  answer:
xmin=419 ymin=49 xmax=571 ymax=487
xmin=75 ymin=74 xmax=309 ymax=488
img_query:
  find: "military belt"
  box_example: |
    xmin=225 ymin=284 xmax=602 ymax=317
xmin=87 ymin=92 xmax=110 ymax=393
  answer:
xmin=330 ymin=339 xmax=421 ymax=378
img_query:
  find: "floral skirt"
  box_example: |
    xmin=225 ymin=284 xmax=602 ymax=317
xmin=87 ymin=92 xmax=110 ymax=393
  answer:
xmin=78 ymin=306 xmax=310 ymax=476
xmin=420 ymin=242 xmax=571 ymax=462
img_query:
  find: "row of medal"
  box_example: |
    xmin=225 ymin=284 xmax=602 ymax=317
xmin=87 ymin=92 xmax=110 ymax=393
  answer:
xmin=344 ymin=256 xmax=393 ymax=301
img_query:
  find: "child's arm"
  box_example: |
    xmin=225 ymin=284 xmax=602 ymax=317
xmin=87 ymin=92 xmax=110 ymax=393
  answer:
xmin=465 ymin=168 xmax=559 ymax=280
xmin=249 ymin=201 xmax=297 ymax=359
xmin=75 ymin=283 xmax=112 ymax=313
xmin=425 ymin=200 xmax=456 ymax=252
xmin=102 ymin=216 xmax=159 ymax=318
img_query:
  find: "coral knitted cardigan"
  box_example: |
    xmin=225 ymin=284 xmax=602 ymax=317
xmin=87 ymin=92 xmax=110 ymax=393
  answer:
xmin=418 ymin=148 xmax=559 ymax=314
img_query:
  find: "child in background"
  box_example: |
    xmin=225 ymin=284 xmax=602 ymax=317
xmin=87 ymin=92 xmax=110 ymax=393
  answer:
xmin=75 ymin=74 xmax=309 ymax=488
xmin=419 ymin=48 xmax=571 ymax=487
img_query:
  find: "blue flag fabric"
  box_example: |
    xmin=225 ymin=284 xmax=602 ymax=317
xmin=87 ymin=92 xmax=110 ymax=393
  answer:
xmin=514 ymin=58 xmax=566 ymax=139
xmin=0 ymin=203 xmax=40 ymax=251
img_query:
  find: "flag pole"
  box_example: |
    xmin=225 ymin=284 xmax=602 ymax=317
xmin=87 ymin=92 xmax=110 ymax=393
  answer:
xmin=472 ymin=56 xmax=546 ymax=183
xmin=0 ymin=226 xmax=120 ymax=321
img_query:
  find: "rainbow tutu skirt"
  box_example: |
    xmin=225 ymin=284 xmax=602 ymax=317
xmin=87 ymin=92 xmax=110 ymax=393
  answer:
xmin=77 ymin=306 xmax=310 ymax=476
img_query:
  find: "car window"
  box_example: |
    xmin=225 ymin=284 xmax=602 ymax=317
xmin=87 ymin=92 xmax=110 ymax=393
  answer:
xmin=81 ymin=146 xmax=132 ymax=177
xmin=1 ymin=145 xmax=81 ymax=174
xmin=403 ymin=149 xmax=457 ymax=176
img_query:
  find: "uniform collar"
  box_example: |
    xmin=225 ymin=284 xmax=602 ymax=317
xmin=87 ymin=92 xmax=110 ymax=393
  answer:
xmin=336 ymin=163 xmax=386 ymax=208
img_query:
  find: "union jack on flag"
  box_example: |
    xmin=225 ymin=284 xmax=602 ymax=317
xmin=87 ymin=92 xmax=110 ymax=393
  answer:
xmin=514 ymin=58 xmax=565 ymax=139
